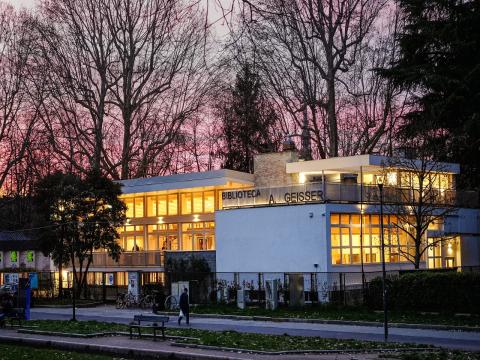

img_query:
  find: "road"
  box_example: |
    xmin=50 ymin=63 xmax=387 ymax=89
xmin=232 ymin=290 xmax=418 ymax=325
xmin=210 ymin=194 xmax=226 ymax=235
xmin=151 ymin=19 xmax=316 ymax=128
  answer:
xmin=30 ymin=306 xmax=480 ymax=352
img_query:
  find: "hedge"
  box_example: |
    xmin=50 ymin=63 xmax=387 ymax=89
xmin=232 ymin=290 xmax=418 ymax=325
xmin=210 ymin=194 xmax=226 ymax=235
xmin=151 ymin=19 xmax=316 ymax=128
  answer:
xmin=366 ymin=271 xmax=480 ymax=314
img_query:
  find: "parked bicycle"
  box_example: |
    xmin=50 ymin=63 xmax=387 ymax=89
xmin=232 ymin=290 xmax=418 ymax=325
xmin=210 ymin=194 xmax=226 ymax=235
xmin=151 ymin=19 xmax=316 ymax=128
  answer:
xmin=115 ymin=292 xmax=155 ymax=309
xmin=164 ymin=295 xmax=178 ymax=310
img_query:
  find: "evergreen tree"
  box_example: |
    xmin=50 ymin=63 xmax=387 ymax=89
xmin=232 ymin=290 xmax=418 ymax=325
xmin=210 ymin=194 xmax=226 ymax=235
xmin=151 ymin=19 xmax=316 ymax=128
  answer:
xmin=219 ymin=63 xmax=282 ymax=173
xmin=384 ymin=0 xmax=480 ymax=188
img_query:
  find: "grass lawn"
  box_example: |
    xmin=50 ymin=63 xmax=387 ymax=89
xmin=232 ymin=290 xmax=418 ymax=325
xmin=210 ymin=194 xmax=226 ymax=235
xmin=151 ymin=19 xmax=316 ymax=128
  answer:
xmin=0 ymin=344 xmax=124 ymax=360
xmin=23 ymin=320 xmax=427 ymax=352
xmin=188 ymin=304 xmax=480 ymax=327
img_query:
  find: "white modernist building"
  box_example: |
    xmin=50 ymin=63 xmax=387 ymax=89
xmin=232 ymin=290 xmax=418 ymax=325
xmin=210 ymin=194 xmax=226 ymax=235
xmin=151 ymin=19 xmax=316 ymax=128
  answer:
xmin=56 ymin=150 xmax=480 ymax=292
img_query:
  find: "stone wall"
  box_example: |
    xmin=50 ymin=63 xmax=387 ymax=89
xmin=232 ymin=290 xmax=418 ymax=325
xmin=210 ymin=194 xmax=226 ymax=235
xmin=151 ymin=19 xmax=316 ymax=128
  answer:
xmin=253 ymin=151 xmax=299 ymax=188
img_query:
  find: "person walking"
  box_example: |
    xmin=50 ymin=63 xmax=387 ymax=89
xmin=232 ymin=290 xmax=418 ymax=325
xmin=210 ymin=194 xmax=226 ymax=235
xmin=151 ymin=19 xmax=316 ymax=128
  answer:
xmin=178 ymin=288 xmax=189 ymax=325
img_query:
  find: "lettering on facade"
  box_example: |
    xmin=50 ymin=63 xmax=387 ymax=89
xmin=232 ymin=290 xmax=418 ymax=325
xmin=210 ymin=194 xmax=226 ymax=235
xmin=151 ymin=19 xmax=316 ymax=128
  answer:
xmin=222 ymin=186 xmax=325 ymax=208
xmin=284 ymin=190 xmax=324 ymax=204
xmin=222 ymin=189 xmax=261 ymax=200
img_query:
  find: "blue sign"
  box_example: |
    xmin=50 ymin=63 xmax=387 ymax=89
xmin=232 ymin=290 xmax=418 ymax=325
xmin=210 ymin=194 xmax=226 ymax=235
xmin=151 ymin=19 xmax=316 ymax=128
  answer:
xmin=29 ymin=273 xmax=38 ymax=289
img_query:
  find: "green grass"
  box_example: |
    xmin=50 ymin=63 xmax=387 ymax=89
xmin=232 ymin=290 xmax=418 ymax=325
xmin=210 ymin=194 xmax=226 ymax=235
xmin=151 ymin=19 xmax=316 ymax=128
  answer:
xmin=0 ymin=344 xmax=124 ymax=360
xmin=188 ymin=304 xmax=480 ymax=327
xmin=23 ymin=320 xmax=427 ymax=352
xmin=380 ymin=351 xmax=480 ymax=360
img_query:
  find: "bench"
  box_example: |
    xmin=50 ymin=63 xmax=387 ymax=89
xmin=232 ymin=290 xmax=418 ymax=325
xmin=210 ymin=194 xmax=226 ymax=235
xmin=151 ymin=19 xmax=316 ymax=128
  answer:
xmin=129 ymin=314 xmax=169 ymax=341
xmin=0 ymin=308 xmax=25 ymax=328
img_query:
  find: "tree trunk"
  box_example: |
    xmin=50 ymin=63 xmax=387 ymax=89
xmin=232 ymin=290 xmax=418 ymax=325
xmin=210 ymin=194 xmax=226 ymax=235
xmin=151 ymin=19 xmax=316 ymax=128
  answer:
xmin=326 ymin=68 xmax=338 ymax=157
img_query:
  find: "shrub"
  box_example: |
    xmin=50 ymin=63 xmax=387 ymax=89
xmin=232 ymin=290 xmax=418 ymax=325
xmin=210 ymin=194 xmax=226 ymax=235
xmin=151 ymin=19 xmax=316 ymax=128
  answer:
xmin=366 ymin=271 xmax=480 ymax=314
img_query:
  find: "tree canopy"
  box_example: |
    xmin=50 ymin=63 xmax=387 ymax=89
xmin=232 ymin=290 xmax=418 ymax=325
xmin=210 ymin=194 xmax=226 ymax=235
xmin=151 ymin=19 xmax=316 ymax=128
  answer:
xmin=34 ymin=170 xmax=126 ymax=297
xmin=384 ymin=0 xmax=480 ymax=189
xmin=218 ymin=63 xmax=282 ymax=173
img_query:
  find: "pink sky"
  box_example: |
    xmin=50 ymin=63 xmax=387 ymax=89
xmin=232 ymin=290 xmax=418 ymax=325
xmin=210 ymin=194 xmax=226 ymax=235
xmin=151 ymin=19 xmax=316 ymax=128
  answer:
xmin=8 ymin=0 xmax=35 ymax=7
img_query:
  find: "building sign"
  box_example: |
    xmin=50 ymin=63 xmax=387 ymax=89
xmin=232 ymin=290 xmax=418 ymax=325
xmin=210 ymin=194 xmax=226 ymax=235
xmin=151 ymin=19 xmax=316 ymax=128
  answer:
xmin=222 ymin=183 xmax=325 ymax=209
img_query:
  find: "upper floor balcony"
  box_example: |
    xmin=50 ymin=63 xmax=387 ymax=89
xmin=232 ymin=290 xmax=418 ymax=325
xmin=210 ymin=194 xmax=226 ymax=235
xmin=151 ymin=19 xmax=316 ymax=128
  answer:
xmin=87 ymin=251 xmax=165 ymax=268
xmin=221 ymin=182 xmax=479 ymax=209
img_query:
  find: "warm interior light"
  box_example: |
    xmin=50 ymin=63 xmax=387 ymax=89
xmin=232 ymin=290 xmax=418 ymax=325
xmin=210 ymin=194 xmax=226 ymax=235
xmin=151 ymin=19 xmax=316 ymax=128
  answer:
xmin=157 ymin=217 xmax=164 ymax=224
xmin=299 ymin=173 xmax=306 ymax=184
xmin=387 ymin=172 xmax=397 ymax=186
xmin=193 ymin=214 xmax=200 ymax=222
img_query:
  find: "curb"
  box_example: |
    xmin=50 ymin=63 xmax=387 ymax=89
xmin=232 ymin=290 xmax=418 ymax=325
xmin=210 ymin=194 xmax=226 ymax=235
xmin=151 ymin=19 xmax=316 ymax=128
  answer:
xmin=154 ymin=312 xmax=480 ymax=332
xmin=0 ymin=334 xmax=246 ymax=360
xmin=18 ymin=328 xmax=200 ymax=342
xmin=172 ymin=342 xmax=437 ymax=356
xmin=33 ymin=302 xmax=103 ymax=309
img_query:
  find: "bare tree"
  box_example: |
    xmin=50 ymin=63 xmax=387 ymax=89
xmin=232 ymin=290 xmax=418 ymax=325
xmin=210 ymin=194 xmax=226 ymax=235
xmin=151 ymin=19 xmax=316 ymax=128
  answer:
xmin=104 ymin=0 xmax=213 ymax=179
xmin=0 ymin=4 xmax=42 ymax=193
xmin=338 ymin=5 xmax=411 ymax=156
xmin=35 ymin=0 xmax=115 ymax=174
xmin=381 ymin=139 xmax=458 ymax=269
xmin=233 ymin=0 xmax=386 ymax=158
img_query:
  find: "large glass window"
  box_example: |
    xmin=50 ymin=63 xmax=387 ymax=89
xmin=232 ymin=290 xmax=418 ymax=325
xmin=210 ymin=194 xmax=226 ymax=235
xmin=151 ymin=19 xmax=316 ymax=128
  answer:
xmin=204 ymin=191 xmax=215 ymax=213
xmin=330 ymin=213 xmax=415 ymax=265
xmin=168 ymin=194 xmax=178 ymax=215
xmin=158 ymin=195 xmax=167 ymax=216
xmin=147 ymin=196 xmax=157 ymax=217
xmin=181 ymin=193 xmax=192 ymax=214
xmin=118 ymin=225 xmax=144 ymax=251
xmin=193 ymin=192 xmax=203 ymax=213
xmin=180 ymin=222 xmax=215 ymax=251
xmin=134 ymin=197 xmax=144 ymax=218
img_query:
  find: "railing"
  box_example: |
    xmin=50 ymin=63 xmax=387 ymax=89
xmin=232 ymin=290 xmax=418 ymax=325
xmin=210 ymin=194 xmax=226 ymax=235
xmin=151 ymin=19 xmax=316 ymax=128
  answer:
xmin=89 ymin=251 xmax=164 ymax=268
xmin=222 ymin=182 xmax=479 ymax=209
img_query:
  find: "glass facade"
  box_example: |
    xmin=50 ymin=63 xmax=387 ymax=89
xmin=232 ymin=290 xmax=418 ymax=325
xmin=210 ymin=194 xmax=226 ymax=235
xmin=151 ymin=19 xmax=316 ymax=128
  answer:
xmin=115 ymin=190 xmax=221 ymax=254
xmin=330 ymin=213 xmax=416 ymax=265
xmin=125 ymin=191 xmax=216 ymax=219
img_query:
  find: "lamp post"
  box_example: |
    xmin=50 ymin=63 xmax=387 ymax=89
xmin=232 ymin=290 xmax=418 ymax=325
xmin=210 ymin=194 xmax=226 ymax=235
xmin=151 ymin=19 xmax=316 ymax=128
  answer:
xmin=377 ymin=180 xmax=388 ymax=341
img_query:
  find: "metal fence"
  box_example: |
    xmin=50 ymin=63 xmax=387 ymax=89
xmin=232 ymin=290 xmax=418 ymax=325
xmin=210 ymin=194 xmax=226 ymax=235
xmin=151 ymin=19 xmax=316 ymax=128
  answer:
xmin=3 ymin=267 xmax=477 ymax=307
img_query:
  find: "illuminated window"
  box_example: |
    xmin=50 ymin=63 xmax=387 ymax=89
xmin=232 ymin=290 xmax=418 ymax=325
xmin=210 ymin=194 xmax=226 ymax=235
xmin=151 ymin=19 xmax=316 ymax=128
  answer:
xmin=330 ymin=213 xmax=414 ymax=265
xmin=193 ymin=192 xmax=203 ymax=213
xmin=124 ymin=198 xmax=134 ymax=218
xmin=182 ymin=234 xmax=193 ymax=250
xmin=204 ymin=191 xmax=215 ymax=213
xmin=168 ymin=194 xmax=178 ymax=215
xmin=147 ymin=196 xmax=157 ymax=217
xmin=134 ymin=197 xmax=144 ymax=218
xmin=148 ymin=234 xmax=158 ymax=251
xmin=181 ymin=193 xmax=192 ymax=214
xmin=158 ymin=195 xmax=167 ymax=216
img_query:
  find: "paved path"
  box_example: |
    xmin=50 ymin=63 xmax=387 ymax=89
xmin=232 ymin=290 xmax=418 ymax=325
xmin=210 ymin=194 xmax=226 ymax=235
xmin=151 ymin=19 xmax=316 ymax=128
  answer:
xmin=0 ymin=328 xmax=385 ymax=360
xmin=30 ymin=306 xmax=480 ymax=352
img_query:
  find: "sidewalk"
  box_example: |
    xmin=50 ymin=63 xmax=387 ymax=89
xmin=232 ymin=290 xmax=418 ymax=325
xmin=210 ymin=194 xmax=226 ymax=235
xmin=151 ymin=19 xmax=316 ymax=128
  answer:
xmin=0 ymin=328 xmax=384 ymax=360
xmin=30 ymin=306 xmax=480 ymax=351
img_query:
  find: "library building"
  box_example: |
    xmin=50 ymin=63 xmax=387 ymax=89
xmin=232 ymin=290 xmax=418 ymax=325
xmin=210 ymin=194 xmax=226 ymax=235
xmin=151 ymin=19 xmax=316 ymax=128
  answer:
xmin=3 ymin=146 xmax=479 ymax=293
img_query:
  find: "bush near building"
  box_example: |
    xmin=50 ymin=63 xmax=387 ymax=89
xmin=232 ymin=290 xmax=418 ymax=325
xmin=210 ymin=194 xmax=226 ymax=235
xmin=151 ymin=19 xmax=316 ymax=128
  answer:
xmin=367 ymin=272 xmax=480 ymax=314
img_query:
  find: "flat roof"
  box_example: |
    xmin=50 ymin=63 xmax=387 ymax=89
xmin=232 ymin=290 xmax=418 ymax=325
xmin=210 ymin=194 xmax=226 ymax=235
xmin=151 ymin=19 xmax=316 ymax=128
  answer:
xmin=118 ymin=169 xmax=254 ymax=195
xmin=286 ymin=154 xmax=460 ymax=174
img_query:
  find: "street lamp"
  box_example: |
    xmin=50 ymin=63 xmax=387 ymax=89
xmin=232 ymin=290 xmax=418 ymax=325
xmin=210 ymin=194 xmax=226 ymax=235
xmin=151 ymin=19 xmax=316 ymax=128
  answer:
xmin=377 ymin=178 xmax=388 ymax=341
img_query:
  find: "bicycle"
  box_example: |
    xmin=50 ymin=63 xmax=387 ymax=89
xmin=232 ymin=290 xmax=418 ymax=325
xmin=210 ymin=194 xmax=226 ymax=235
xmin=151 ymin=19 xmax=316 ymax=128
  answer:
xmin=139 ymin=294 xmax=154 ymax=309
xmin=164 ymin=295 xmax=178 ymax=310
xmin=115 ymin=293 xmax=127 ymax=309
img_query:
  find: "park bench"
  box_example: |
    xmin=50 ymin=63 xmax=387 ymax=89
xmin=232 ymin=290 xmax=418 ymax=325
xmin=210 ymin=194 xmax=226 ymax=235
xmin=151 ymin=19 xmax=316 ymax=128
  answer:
xmin=0 ymin=308 xmax=25 ymax=328
xmin=129 ymin=314 xmax=169 ymax=341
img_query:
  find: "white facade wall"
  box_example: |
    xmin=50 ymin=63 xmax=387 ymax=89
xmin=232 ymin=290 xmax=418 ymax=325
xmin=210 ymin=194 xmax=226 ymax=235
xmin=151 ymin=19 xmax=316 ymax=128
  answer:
xmin=216 ymin=202 xmax=480 ymax=274
xmin=215 ymin=204 xmax=328 ymax=273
